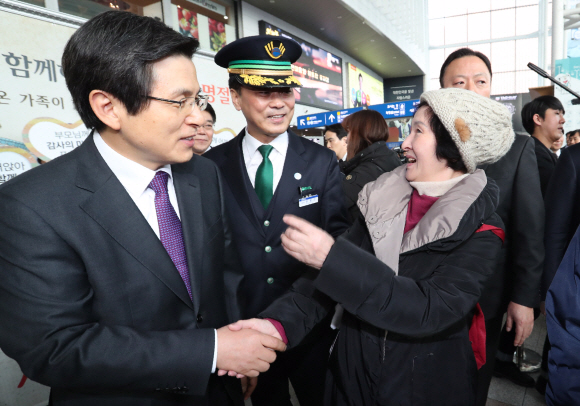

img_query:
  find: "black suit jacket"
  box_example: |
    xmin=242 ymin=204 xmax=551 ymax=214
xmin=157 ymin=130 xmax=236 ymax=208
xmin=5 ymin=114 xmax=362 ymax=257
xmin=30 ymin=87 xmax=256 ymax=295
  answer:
xmin=543 ymin=144 xmax=580 ymax=299
xmin=478 ymin=134 xmax=544 ymax=316
xmin=533 ymin=136 xmax=559 ymax=197
xmin=0 ymin=135 xmax=243 ymax=406
xmin=205 ymin=129 xmax=348 ymax=317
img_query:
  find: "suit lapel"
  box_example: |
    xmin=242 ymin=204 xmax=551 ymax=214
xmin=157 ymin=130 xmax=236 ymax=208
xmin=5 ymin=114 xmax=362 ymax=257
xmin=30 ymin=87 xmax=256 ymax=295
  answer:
xmin=267 ymin=132 xmax=308 ymax=233
xmin=76 ymin=135 xmax=194 ymax=310
xmin=221 ymin=130 xmax=264 ymax=235
xmin=172 ymin=162 xmax=203 ymax=312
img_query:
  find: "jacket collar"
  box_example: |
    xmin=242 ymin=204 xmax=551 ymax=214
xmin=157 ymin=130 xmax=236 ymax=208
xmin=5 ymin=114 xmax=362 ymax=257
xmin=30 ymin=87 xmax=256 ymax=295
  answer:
xmin=358 ymin=166 xmax=496 ymax=253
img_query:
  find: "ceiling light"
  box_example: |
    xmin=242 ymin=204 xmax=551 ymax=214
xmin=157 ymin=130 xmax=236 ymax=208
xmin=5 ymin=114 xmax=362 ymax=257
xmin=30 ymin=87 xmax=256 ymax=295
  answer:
xmin=337 ymin=16 xmax=342 ymax=19
xmin=393 ymin=56 xmax=397 ymax=59
xmin=378 ymin=63 xmax=382 ymax=65
xmin=224 ymin=16 xmax=228 ymax=19
xmin=408 ymin=70 xmax=412 ymax=72
xmin=320 ymin=28 xmax=325 ymax=30
xmin=370 ymin=39 xmax=374 ymax=42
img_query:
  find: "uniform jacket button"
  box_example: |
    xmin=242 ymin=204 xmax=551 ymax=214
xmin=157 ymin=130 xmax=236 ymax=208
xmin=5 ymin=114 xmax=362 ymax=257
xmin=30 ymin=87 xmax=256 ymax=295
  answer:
xmin=196 ymin=314 xmax=203 ymax=323
xmin=267 ymin=277 xmax=274 ymax=284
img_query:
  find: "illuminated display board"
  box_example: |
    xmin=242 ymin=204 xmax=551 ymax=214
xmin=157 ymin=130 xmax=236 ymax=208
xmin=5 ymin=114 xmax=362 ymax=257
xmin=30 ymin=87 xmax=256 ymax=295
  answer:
xmin=347 ymin=63 xmax=384 ymax=107
xmin=259 ymin=21 xmax=343 ymax=110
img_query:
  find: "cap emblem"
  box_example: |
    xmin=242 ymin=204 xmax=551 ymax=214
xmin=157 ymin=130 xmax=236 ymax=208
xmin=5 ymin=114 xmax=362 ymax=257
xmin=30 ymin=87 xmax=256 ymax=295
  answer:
xmin=265 ymin=41 xmax=285 ymax=59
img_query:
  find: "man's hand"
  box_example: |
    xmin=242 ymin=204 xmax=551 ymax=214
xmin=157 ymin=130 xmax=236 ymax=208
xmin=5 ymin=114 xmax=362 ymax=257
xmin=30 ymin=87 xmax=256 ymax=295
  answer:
xmin=240 ymin=376 xmax=258 ymax=400
xmin=281 ymin=214 xmax=335 ymax=269
xmin=505 ymin=301 xmax=534 ymax=347
xmin=215 ymin=326 xmax=286 ymax=377
xmin=228 ymin=318 xmax=282 ymax=340
xmin=218 ymin=319 xmax=284 ymax=378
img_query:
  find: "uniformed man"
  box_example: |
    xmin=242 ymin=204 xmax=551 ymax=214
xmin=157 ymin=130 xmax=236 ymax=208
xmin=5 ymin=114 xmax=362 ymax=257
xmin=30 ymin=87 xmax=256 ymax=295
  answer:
xmin=205 ymin=35 xmax=348 ymax=406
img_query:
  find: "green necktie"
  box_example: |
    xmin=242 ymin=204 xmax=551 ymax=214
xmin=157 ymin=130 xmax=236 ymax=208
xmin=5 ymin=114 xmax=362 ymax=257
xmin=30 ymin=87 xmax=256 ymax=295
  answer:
xmin=255 ymin=144 xmax=274 ymax=208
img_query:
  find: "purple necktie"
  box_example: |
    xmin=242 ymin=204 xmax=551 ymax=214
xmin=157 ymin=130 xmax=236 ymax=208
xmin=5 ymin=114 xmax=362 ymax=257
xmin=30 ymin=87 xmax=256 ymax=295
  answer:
xmin=149 ymin=171 xmax=192 ymax=300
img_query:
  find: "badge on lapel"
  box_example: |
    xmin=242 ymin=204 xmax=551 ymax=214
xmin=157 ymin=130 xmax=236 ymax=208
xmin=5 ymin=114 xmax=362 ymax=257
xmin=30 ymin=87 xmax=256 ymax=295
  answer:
xmin=298 ymin=186 xmax=318 ymax=207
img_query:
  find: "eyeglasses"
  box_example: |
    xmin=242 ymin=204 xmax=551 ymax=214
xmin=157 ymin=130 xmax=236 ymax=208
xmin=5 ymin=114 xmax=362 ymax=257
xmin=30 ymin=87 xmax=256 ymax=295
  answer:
xmin=198 ymin=123 xmax=214 ymax=131
xmin=147 ymin=94 xmax=208 ymax=115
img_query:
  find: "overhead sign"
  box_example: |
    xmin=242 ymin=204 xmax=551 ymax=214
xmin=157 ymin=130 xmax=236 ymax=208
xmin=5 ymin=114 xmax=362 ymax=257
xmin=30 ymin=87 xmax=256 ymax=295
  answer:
xmin=297 ymin=107 xmax=363 ymax=129
xmin=384 ymin=75 xmax=423 ymax=103
xmin=259 ymin=21 xmax=343 ymax=111
xmin=368 ymin=99 xmax=420 ymax=119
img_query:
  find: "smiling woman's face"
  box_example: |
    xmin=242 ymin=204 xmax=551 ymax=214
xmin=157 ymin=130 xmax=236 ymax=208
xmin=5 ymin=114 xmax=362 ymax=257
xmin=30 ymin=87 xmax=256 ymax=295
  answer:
xmin=401 ymin=106 xmax=452 ymax=182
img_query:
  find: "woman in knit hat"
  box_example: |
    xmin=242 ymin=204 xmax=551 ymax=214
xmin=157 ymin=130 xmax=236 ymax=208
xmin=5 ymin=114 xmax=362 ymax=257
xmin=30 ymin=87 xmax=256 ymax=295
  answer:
xmin=252 ymin=88 xmax=515 ymax=405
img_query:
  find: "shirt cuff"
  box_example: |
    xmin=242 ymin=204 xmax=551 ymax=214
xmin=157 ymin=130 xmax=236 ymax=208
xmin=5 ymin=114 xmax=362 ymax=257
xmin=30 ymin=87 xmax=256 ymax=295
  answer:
xmin=264 ymin=318 xmax=288 ymax=345
xmin=212 ymin=329 xmax=217 ymax=373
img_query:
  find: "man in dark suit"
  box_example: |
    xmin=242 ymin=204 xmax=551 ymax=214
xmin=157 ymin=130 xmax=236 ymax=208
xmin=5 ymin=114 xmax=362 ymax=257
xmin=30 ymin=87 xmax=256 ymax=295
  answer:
xmin=521 ymin=96 xmax=565 ymax=197
xmin=205 ymin=35 xmax=348 ymax=406
xmin=439 ymin=48 xmax=545 ymax=403
xmin=0 ymin=12 xmax=285 ymax=406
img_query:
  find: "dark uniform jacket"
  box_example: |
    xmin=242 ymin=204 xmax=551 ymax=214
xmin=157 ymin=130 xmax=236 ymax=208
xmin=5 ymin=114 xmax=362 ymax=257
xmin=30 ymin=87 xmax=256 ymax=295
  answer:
xmin=0 ymin=135 xmax=244 ymax=406
xmin=478 ymin=134 xmax=544 ymax=316
xmin=205 ymin=129 xmax=348 ymax=317
xmin=262 ymin=167 xmax=504 ymax=406
xmin=339 ymin=141 xmax=401 ymax=223
xmin=543 ymin=144 xmax=580 ymax=299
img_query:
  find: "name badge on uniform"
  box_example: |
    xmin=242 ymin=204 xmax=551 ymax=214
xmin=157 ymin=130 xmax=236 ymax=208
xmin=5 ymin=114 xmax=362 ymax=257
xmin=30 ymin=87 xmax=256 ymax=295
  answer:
xmin=299 ymin=194 xmax=318 ymax=207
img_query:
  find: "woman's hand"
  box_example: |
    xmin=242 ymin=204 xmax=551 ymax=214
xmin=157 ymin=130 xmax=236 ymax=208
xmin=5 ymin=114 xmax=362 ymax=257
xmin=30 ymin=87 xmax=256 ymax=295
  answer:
xmin=281 ymin=214 xmax=335 ymax=270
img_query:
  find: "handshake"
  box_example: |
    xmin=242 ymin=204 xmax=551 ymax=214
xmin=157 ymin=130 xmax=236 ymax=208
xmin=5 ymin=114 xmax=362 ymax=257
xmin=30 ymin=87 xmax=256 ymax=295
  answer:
xmin=216 ymin=318 xmax=284 ymax=378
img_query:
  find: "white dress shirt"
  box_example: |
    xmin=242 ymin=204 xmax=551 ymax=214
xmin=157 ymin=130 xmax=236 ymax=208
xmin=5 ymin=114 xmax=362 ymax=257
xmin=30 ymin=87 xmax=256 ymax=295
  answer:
xmin=93 ymin=132 xmax=218 ymax=373
xmin=242 ymin=130 xmax=288 ymax=193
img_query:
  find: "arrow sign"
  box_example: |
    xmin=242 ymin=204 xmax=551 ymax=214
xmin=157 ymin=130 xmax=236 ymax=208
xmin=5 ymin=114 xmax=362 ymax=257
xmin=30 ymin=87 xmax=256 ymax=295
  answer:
xmin=328 ymin=114 xmax=335 ymax=123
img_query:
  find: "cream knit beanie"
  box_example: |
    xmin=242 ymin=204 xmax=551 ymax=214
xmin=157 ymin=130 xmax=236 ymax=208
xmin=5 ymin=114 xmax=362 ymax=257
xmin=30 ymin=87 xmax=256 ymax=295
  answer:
xmin=420 ymin=88 xmax=515 ymax=173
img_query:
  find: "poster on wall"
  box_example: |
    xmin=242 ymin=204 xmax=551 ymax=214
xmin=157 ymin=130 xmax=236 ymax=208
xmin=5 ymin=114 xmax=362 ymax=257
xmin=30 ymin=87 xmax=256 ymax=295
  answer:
xmin=177 ymin=7 xmax=199 ymax=39
xmin=173 ymin=5 xmax=233 ymax=54
xmin=0 ymin=10 xmax=89 ymax=184
xmin=192 ymin=54 xmax=246 ymax=146
xmin=347 ymin=63 xmax=384 ymax=108
xmin=258 ymin=20 xmax=343 ymax=111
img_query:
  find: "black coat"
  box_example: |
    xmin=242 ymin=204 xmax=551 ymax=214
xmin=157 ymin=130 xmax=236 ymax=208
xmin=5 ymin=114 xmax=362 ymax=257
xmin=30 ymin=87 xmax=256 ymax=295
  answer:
xmin=262 ymin=169 xmax=504 ymax=406
xmin=0 ymin=135 xmax=244 ymax=405
xmin=543 ymin=143 xmax=580 ymax=299
xmin=205 ymin=129 xmax=349 ymax=317
xmin=478 ymin=134 xmax=544 ymax=315
xmin=339 ymin=141 xmax=401 ymax=223
xmin=533 ymin=136 xmax=559 ymax=197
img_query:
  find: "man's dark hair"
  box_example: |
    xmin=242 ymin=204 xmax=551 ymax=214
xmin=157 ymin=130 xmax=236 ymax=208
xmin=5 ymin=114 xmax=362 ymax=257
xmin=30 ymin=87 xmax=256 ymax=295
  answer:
xmin=439 ymin=48 xmax=493 ymax=88
xmin=324 ymin=124 xmax=347 ymax=140
xmin=521 ymin=96 xmax=565 ymax=136
xmin=415 ymin=101 xmax=468 ymax=173
xmin=204 ymin=103 xmax=216 ymax=123
xmin=228 ymin=76 xmax=242 ymax=93
xmin=62 ymin=11 xmax=199 ymax=132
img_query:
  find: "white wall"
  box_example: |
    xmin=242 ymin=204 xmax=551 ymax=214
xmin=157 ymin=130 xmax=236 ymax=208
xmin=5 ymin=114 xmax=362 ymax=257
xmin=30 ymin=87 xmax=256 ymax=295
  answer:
xmin=240 ymin=1 xmax=385 ymax=124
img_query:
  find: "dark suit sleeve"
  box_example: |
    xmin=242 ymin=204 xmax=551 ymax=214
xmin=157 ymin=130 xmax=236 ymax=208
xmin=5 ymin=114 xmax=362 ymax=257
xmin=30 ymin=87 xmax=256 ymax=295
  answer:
xmin=508 ymin=137 xmax=545 ymax=307
xmin=543 ymin=147 xmax=580 ymax=300
xmin=0 ymin=193 xmax=215 ymax=395
xmin=215 ymin=164 xmax=244 ymax=322
xmin=321 ymin=152 xmax=350 ymax=238
xmin=545 ymin=228 xmax=580 ymax=405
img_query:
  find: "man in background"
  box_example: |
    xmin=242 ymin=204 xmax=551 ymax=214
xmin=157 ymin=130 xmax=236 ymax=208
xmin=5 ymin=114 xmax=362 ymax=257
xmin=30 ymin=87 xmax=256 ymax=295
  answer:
xmin=521 ymin=96 xmax=565 ymax=197
xmin=324 ymin=123 xmax=348 ymax=161
xmin=440 ymin=48 xmax=544 ymax=404
xmin=193 ymin=102 xmax=216 ymax=155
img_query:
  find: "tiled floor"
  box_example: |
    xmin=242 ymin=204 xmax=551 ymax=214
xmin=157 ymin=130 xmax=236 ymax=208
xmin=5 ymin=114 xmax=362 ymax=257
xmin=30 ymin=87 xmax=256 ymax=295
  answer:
xmin=486 ymin=314 xmax=548 ymax=406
